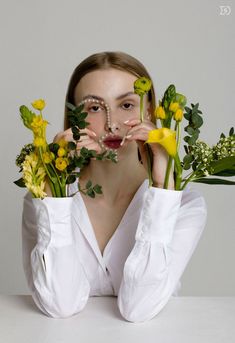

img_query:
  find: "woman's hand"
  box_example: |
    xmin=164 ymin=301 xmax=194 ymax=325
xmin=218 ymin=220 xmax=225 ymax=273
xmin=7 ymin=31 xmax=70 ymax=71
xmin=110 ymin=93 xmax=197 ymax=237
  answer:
xmin=53 ymin=128 xmax=103 ymax=157
xmin=124 ymin=118 xmax=175 ymax=189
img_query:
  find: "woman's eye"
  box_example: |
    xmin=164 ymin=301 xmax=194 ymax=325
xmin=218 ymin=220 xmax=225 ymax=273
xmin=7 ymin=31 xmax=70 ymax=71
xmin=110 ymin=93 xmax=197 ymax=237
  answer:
xmin=89 ymin=105 xmax=102 ymax=112
xmin=122 ymin=103 xmax=134 ymax=110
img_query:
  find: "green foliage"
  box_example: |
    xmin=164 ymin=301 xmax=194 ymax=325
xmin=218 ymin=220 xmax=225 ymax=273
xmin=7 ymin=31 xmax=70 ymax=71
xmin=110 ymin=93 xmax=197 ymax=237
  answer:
xmin=20 ymin=105 xmax=36 ymax=129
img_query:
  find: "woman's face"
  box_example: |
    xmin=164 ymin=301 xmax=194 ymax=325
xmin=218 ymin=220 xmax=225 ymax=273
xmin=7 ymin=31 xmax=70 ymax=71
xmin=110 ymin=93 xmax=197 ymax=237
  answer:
xmin=74 ymin=68 xmax=151 ymax=152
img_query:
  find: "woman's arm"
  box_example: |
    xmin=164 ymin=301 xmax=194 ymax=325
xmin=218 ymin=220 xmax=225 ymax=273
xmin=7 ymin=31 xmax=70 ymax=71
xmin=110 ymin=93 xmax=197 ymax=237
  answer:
xmin=22 ymin=192 xmax=90 ymax=318
xmin=117 ymin=186 xmax=207 ymax=323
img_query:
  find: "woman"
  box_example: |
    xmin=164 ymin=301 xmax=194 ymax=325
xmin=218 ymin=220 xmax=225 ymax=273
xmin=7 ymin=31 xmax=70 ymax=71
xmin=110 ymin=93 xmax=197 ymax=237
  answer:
xmin=22 ymin=51 xmax=207 ymax=322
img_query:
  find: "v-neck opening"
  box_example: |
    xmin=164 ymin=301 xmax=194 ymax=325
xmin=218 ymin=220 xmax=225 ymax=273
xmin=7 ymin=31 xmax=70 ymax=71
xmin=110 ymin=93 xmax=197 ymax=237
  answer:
xmin=76 ymin=178 xmax=148 ymax=261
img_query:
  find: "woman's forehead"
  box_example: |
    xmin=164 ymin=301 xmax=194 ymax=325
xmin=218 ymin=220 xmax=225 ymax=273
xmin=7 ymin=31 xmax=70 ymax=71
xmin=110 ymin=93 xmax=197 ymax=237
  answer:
xmin=74 ymin=69 xmax=139 ymax=103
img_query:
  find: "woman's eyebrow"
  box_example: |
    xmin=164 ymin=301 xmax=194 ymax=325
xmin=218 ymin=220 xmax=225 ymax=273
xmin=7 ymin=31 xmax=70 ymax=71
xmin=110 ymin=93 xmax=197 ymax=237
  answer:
xmin=82 ymin=92 xmax=137 ymax=102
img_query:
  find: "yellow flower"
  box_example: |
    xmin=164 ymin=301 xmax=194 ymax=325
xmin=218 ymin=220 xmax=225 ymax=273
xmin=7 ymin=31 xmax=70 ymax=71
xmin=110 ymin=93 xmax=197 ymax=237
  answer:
xmin=57 ymin=147 xmax=66 ymax=157
xmin=145 ymin=128 xmax=177 ymax=156
xmin=169 ymin=102 xmax=180 ymax=112
xmin=42 ymin=152 xmax=54 ymax=164
xmin=55 ymin=157 xmax=68 ymax=171
xmin=134 ymin=77 xmax=152 ymax=96
xmin=30 ymin=115 xmax=48 ymax=133
xmin=22 ymin=152 xmax=47 ymax=198
xmin=31 ymin=99 xmax=46 ymax=111
xmin=57 ymin=138 xmax=68 ymax=148
xmin=34 ymin=137 xmax=46 ymax=147
xmin=174 ymin=108 xmax=183 ymax=122
xmin=154 ymin=106 xmax=166 ymax=119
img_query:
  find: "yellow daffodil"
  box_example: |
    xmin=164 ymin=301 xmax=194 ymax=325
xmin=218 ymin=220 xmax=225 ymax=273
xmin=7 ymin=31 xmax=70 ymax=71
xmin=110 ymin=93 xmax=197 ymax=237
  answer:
xmin=134 ymin=77 xmax=152 ymax=96
xmin=169 ymin=102 xmax=180 ymax=112
xmin=145 ymin=128 xmax=177 ymax=156
xmin=154 ymin=106 xmax=166 ymax=119
xmin=55 ymin=157 xmax=68 ymax=171
xmin=57 ymin=147 xmax=66 ymax=157
xmin=174 ymin=108 xmax=183 ymax=122
xmin=33 ymin=137 xmax=46 ymax=147
xmin=42 ymin=152 xmax=54 ymax=164
xmin=31 ymin=99 xmax=46 ymax=111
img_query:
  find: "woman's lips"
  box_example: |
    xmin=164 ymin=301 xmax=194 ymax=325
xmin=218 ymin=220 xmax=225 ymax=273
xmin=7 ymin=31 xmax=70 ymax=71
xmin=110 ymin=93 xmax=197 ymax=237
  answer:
xmin=103 ymin=136 xmax=123 ymax=149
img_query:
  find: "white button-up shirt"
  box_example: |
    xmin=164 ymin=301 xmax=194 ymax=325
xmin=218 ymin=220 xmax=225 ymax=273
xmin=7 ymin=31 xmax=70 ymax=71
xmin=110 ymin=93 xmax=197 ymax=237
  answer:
xmin=21 ymin=179 xmax=207 ymax=322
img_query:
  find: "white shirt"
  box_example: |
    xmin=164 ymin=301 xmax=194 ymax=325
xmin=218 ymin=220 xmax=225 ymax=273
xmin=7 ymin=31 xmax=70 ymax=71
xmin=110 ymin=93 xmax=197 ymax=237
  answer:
xmin=21 ymin=179 xmax=207 ymax=322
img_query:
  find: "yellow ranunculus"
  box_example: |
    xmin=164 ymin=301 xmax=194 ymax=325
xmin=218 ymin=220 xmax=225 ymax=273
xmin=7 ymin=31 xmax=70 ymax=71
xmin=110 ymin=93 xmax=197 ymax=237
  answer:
xmin=169 ymin=102 xmax=180 ymax=112
xmin=57 ymin=138 xmax=68 ymax=148
xmin=174 ymin=108 xmax=183 ymax=122
xmin=31 ymin=99 xmax=46 ymax=111
xmin=55 ymin=157 xmax=68 ymax=171
xmin=154 ymin=106 xmax=166 ymax=119
xmin=145 ymin=128 xmax=177 ymax=156
xmin=134 ymin=77 xmax=152 ymax=96
xmin=34 ymin=137 xmax=46 ymax=147
xmin=57 ymin=147 xmax=66 ymax=157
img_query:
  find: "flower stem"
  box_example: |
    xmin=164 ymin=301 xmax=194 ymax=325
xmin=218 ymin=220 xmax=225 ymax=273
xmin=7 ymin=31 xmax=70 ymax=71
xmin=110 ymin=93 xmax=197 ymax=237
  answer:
xmin=140 ymin=94 xmax=153 ymax=187
xmin=163 ymin=156 xmax=173 ymax=189
xmin=174 ymin=152 xmax=183 ymax=190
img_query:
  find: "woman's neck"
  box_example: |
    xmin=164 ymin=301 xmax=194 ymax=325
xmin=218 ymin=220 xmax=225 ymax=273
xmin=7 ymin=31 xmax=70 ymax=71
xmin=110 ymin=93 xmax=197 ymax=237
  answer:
xmin=78 ymin=149 xmax=147 ymax=204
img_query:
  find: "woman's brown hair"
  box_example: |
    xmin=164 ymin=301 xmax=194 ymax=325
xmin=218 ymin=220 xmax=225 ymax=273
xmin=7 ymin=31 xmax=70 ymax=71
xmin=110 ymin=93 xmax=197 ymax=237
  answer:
xmin=64 ymin=51 xmax=156 ymax=130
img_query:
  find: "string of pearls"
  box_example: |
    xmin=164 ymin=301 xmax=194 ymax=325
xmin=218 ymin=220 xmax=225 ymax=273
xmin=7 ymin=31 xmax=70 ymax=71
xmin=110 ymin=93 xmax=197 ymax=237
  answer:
xmin=77 ymin=97 xmax=118 ymax=162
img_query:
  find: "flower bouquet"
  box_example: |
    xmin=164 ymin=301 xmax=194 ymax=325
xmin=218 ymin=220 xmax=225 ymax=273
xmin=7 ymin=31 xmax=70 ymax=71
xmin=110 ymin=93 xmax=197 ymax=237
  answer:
xmin=14 ymin=100 xmax=117 ymax=198
xmin=134 ymin=77 xmax=235 ymax=190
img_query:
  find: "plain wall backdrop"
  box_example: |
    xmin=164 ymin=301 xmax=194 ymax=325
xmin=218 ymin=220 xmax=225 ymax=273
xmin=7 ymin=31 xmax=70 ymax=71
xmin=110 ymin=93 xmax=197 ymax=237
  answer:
xmin=0 ymin=0 xmax=234 ymax=295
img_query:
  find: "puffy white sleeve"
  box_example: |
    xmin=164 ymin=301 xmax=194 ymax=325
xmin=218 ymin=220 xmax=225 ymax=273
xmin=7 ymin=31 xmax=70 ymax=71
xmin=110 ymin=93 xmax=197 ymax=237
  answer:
xmin=117 ymin=185 xmax=207 ymax=323
xmin=21 ymin=192 xmax=90 ymax=318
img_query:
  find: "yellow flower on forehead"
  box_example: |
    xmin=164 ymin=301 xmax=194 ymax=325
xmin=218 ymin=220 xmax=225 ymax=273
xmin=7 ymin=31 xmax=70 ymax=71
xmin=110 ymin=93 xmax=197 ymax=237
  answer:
xmin=145 ymin=128 xmax=177 ymax=157
xmin=31 ymin=99 xmax=46 ymax=111
xmin=134 ymin=77 xmax=152 ymax=96
xmin=55 ymin=157 xmax=68 ymax=171
xmin=154 ymin=106 xmax=166 ymax=120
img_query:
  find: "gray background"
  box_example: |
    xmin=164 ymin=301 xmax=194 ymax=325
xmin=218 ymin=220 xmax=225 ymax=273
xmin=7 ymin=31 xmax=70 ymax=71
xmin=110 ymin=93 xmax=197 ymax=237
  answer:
xmin=0 ymin=0 xmax=234 ymax=295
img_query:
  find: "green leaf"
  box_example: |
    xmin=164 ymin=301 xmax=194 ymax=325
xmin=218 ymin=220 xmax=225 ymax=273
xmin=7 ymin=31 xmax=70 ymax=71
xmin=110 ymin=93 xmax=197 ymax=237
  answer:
xmin=191 ymin=177 xmax=235 ymax=185
xmin=185 ymin=126 xmax=195 ymax=135
xmin=72 ymin=126 xmax=80 ymax=140
xmin=213 ymin=168 xmax=235 ymax=177
xmin=184 ymin=112 xmax=191 ymax=120
xmin=191 ymin=113 xmax=203 ymax=128
xmin=183 ymin=136 xmax=190 ymax=143
xmin=14 ymin=177 xmax=26 ymax=188
xmin=86 ymin=180 xmax=92 ymax=189
xmin=183 ymin=154 xmax=194 ymax=164
xmin=87 ymin=188 xmax=95 ymax=198
xmin=78 ymin=121 xmax=86 ymax=129
xmin=66 ymin=175 xmax=76 ymax=184
xmin=229 ymin=127 xmax=234 ymax=136
xmin=93 ymin=184 xmax=103 ymax=194
xmin=209 ymin=156 xmax=235 ymax=174
xmin=68 ymin=141 xmax=76 ymax=150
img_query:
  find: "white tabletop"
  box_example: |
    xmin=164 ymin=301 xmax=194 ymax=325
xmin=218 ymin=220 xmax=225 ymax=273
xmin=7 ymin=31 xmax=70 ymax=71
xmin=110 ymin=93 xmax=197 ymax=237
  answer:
xmin=0 ymin=295 xmax=234 ymax=343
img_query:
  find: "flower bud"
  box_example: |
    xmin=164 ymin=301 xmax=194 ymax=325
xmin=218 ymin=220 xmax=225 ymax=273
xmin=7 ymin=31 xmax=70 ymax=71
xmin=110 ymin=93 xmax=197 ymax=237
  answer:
xmin=154 ymin=106 xmax=166 ymax=119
